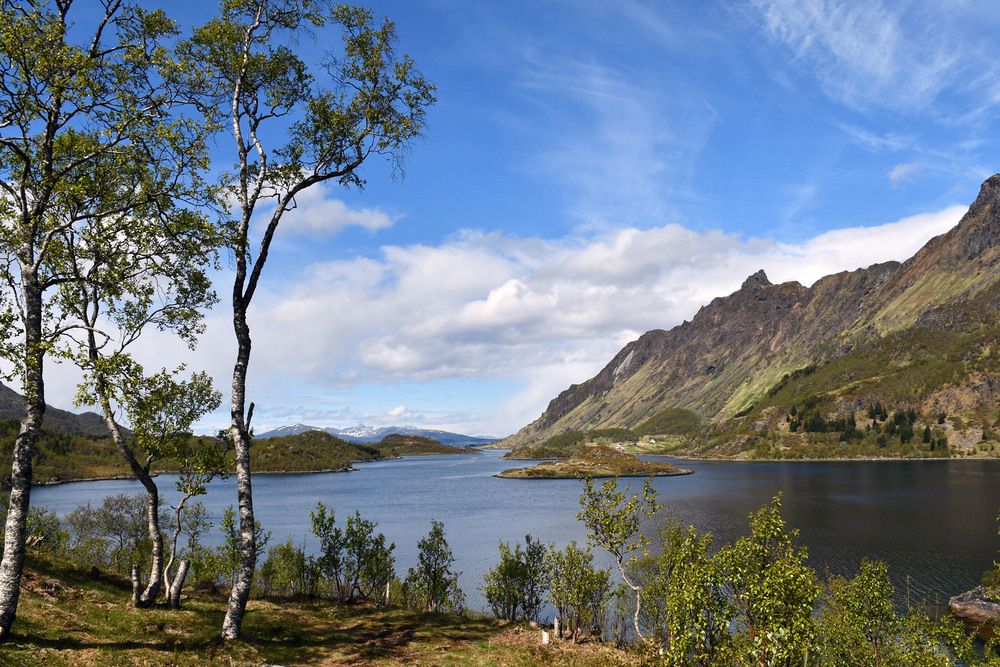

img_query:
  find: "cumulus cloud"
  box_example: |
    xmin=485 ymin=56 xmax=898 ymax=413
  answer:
xmin=253 ymin=181 xmax=399 ymax=237
xmin=225 ymin=204 xmax=965 ymax=433
xmin=25 ymin=203 xmax=967 ymax=437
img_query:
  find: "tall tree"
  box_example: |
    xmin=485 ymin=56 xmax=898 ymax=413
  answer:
xmin=0 ymin=0 xmax=213 ymax=638
xmin=181 ymin=0 xmax=434 ymax=638
xmin=60 ymin=140 xmax=219 ymax=607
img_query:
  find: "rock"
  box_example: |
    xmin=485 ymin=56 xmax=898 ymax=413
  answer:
xmin=949 ymin=586 xmax=1000 ymax=624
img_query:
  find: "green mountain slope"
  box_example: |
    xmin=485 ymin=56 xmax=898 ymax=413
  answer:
xmin=500 ymin=174 xmax=1000 ymax=459
xmin=0 ymin=383 xmax=114 ymax=439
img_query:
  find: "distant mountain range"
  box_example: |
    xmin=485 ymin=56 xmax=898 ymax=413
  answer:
xmin=0 ymin=383 xmax=112 ymax=438
xmin=257 ymin=423 xmax=497 ymax=447
xmin=499 ymin=174 xmax=1000 ymax=458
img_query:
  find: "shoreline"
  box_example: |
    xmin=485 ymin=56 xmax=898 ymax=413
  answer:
xmin=27 ymin=450 xmax=488 ymax=486
xmin=29 ymin=451 xmax=999 ymax=486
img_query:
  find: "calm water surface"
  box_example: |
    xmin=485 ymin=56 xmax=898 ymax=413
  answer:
xmin=31 ymin=450 xmax=1000 ymax=611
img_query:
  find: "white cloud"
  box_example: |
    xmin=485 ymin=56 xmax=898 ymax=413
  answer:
xmin=253 ymin=182 xmax=399 ymax=237
xmin=750 ymin=0 xmax=997 ymax=112
xmin=888 ymin=163 xmax=920 ymax=187
xmin=207 ymin=204 xmax=966 ymax=434
xmin=18 ymin=203 xmax=967 ymax=437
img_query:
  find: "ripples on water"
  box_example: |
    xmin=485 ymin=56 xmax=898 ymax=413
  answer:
xmin=32 ymin=450 xmax=1000 ymax=612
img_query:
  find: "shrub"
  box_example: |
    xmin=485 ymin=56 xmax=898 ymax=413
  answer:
xmin=480 ymin=534 xmax=545 ymax=622
xmin=405 ymin=520 xmax=464 ymax=613
xmin=309 ymin=502 xmax=395 ymax=603
xmin=256 ymin=539 xmax=317 ymax=597
xmin=545 ymin=541 xmax=612 ymax=642
xmin=64 ymin=493 xmax=154 ymax=575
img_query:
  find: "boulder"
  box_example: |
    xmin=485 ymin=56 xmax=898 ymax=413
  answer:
xmin=949 ymin=586 xmax=1000 ymax=624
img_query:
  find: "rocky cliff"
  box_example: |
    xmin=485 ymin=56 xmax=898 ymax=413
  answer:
xmin=500 ymin=175 xmax=1000 ymax=452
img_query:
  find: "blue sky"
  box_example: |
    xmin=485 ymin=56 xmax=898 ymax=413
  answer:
xmin=43 ymin=0 xmax=1000 ymax=437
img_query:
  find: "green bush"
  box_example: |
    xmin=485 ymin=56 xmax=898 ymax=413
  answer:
xmin=256 ymin=539 xmax=317 ymax=597
xmin=480 ymin=534 xmax=545 ymax=622
xmin=404 ymin=520 xmax=464 ymax=613
xmin=309 ymin=502 xmax=395 ymax=603
xmin=545 ymin=541 xmax=612 ymax=642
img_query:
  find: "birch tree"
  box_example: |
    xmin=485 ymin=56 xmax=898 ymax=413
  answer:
xmin=122 ymin=369 xmax=225 ymax=608
xmin=60 ymin=153 xmax=219 ymax=606
xmin=0 ymin=0 xmax=213 ymax=638
xmin=579 ymin=476 xmax=661 ymax=642
xmin=180 ymin=0 xmax=434 ymax=639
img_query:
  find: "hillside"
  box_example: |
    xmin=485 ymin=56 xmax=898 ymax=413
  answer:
xmin=258 ymin=423 xmax=496 ymax=446
xmin=7 ymin=552 xmax=628 ymax=666
xmin=371 ymin=433 xmax=479 ymax=457
xmin=0 ymin=426 xmax=396 ymax=485
xmin=0 ymin=420 xmax=127 ymax=484
xmin=500 ymin=175 xmax=1000 ymax=459
xmin=0 ymin=383 xmax=115 ymax=439
xmin=246 ymin=430 xmax=389 ymax=472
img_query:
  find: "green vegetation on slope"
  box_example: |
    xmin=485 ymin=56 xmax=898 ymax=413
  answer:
xmin=497 ymin=445 xmax=691 ymax=479
xmin=372 ymin=433 xmax=479 ymax=457
xmin=634 ymin=408 xmax=702 ymax=437
xmin=248 ymin=430 xmax=386 ymax=472
xmin=0 ymin=420 xmax=126 ymax=484
xmin=684 ymin=319 xmax=1000 ymax=459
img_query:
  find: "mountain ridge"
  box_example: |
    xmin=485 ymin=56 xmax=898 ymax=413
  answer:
xmin=257 ymin=423 xmax=496 ymax=447
xmin=0 ymin=383 xmax=113 ymax=439
xmin=499 ymin=174 xmax=1000 ymax=454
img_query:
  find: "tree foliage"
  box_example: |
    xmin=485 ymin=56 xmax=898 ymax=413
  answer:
xmin=177 ymin=0 xmax=434 ymax=638
xmin=308 ymin=501 xmax=394 ymax=603
xmin=716 ymin=496 xmax=818 ymax=666
xmin=545 ymin=540 xmax=612 ymax=643
xmin=480 ymin=534 xmax=545 ymax=622
xmin=0 ymin=0 xmax=217 ymax=636
xmin=405 ymin=520 xmax=463 ymax=613
xmin=579 ymin=476 xmax=660 ymax=641
xmin=634 ymin=515 xmax=730 ymax=665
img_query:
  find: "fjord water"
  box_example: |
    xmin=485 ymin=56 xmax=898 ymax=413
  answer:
xmin=32 ymin=449 xmax=1000 ymax=611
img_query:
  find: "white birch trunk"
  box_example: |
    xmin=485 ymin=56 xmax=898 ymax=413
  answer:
xmin=0 ymin=272 xmax=44 ymax=640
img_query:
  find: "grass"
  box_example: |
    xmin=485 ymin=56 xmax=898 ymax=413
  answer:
xmin=2 ymin=552 xmax=636 ymax=666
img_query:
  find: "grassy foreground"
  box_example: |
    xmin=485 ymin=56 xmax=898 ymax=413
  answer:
xmin=2 ymin=553 xmax=634 ymax=667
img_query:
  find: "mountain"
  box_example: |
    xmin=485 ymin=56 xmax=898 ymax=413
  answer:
xmin=256 ymin=423 xmax=496 ymax=447
xmin=0 ymin=383 xmax=113 ymax=439
xmin=500 ymin=174 xmax=1000 ymax=458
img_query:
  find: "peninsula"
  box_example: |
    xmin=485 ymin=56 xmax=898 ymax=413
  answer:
xmin=496 ymin=445 xmax=692 ymax=479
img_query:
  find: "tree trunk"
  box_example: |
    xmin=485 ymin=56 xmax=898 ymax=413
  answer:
xmin=221 ymin=309 xmax=256 ymax=639
xmin=167 ymin=560 xmax=190 ymax=609
xmin=163 ymin=489 xmax=194 ymax=609
xmin=131 ymin=564 xmax=142 ymax=607
xmin=0 ymin=272 xmax=45 ymax=641
xmin=94 ymin=369 xmax=164 ymax=606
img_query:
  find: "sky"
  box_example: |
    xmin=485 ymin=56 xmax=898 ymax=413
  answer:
xmin=37 ymin=0 xmax=1000 ymax=438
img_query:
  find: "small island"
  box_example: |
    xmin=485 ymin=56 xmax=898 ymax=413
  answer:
xmin=496 ymin=445 xmax=693 ymax=479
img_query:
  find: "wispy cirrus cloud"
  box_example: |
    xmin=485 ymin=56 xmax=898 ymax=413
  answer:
xmin=888 ymin=163 xmax=920 ymax=187
xmin=750 ymin=0 xmax=1000 ymax=113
